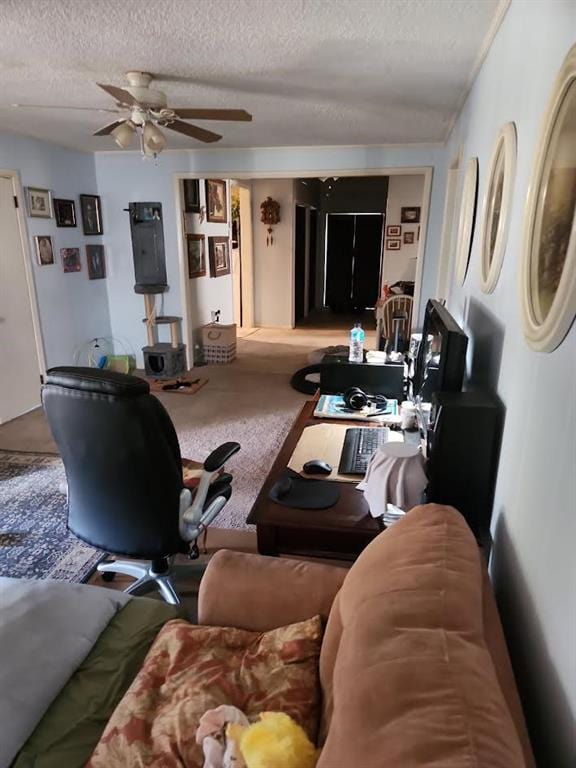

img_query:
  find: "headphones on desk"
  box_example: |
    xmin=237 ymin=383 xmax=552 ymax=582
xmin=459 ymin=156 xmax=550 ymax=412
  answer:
xmin=343 ymin=387 xmax=388 ymax=414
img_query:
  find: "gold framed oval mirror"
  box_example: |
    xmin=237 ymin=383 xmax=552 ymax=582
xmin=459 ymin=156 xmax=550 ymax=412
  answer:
xmin=521 ymin=44 xmax=576 ymax=352
xmin=480 ymin=123 xmax=517 ymax=293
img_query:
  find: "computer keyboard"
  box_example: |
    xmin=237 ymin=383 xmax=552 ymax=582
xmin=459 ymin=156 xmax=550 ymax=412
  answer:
xmin=338 ymin=427 xmax=389 ymax=475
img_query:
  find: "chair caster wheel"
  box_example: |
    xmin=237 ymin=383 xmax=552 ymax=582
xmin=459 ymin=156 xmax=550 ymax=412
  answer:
xmin=189 ymin=543 xmax=200 ymax=560
xmin=101 ymin=571 xmax=116 ymax=582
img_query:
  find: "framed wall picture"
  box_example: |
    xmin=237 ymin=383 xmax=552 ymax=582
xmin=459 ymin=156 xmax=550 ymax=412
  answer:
xmin=34 ymin=235 xmax=54 ymax=265
xmin=403 ymin=231 xmax=415 ymax=245
xmin=182 ymin=179 xmax=200 ymax=213
xmin=480 ymin=122 xmax=517 ymax=294
xmin=386 ymin=224 xmax=401 ymax=237
xmin=454 ymin=158 xmax=479 ymax=286
xmin=61 ymin=247 xmax=81 ymax=273
xmin=25 ymin=187 xmax=52 ymax=218
xmin=521 ymin=44 xmax=576 ymax=352
xmin=401 ymin=206 xmax=421 ymax=224
xmin=205 ymin=179 xmax=227 ymax=223
xmin=386 ymin=238 xmax=401 ymax=250
xmin=53 ymin=198 xmax=77 ymax=227
xmin=86 ymin=244 xmax=106 ymax=279
xmin=186 ymin=234 xmax=206 ymax=278
xmin=80 ymin=194 xmax=103 ymax=235
xmin=208 ymin=236 xmax=231 ymax=277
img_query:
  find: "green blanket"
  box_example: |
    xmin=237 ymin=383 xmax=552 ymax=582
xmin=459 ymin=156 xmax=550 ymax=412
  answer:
xmin=12 ymin=597 xmax=181 ymax=768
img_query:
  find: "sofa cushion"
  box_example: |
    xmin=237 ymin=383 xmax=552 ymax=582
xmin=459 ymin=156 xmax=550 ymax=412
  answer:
xmin=318 ymin=504 xmax=526 ymax=767
xmin=88 ymin=615 xmax=322 ymax=768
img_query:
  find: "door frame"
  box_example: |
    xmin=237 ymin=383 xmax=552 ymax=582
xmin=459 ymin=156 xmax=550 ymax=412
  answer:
xmin=0 ymin=169 xmax=47 ymax=376
xmin=175 ymin=167 xmax=432 ymax=364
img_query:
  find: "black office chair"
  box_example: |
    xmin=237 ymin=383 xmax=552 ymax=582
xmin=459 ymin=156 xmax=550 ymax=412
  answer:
xmin=42 ymin=367 xmax=240 ymax=605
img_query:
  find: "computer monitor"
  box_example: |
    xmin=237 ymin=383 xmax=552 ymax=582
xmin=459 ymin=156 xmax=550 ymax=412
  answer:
xmin=412 ymin=299 xmax=468 ymax=403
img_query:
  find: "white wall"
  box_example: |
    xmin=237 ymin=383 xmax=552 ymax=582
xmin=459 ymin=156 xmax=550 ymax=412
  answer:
xmin=250 ymin=178 xmax=295 ymax=327
xmin=439 ymin=3 xmax=576 ymax=765
xmin=0 ymin=133 xmax=111 ymax=368
xmin=180 ymin=179 xmax=233 ymax=337
xmin=383 ymin=174 xmax=425 ymax=286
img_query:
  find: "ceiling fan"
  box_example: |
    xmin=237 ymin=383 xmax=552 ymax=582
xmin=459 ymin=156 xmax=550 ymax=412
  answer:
xmin=12 ymin=71 xmax=252 ymax=156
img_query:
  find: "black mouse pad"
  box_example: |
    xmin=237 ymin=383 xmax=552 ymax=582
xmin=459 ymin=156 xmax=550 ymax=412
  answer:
xmin=269 ymin=472 xmax=340 ymax=509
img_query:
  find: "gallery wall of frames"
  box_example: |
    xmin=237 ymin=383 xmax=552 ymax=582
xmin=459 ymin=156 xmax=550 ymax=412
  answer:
xmin=452 ymin=44 xmax=576 ymax=354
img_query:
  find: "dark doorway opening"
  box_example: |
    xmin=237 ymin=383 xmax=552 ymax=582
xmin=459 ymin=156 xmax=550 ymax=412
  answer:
xmin=294 ymin=205 xmax=306 ymax=324
xmin=325 ymin=213 xmax=384 ymax=314
xmin=308 ymin=208 xmax=318 ymax=313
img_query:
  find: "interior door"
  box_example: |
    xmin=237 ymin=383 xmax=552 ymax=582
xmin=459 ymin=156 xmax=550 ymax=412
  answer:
xmin=0 ymin=176 xmax=42 ymax=423
xmin=352 ymin=214 xmax=383 ymax=310
xmin=307 ymin=208 xmax=318 ymax=313
xmin=294 ymin=205 xmax=306 ymax=324
xmin=325 ymin=214 xmax=355 ymax=312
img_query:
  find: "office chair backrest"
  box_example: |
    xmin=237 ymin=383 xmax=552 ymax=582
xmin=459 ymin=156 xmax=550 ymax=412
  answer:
xmin=42 ymin=367 xmax=186 ymax=559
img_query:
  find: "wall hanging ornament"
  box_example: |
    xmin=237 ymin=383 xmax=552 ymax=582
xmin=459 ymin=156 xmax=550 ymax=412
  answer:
xmin=260 ymin=196 xmax=281 ymax=245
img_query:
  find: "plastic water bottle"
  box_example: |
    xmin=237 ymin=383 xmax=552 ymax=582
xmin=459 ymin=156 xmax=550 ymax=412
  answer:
xmin=348 ymin=323 xmax=365 ymax=363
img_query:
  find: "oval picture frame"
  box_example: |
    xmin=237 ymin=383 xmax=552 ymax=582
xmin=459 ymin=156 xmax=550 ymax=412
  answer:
xmin=521 ymin=44 xmax=576 ymax=352
xmin=480 ymin=123 xmax=517 ymax=293
xmin=455 ymin=157 xmax=479 ymax=286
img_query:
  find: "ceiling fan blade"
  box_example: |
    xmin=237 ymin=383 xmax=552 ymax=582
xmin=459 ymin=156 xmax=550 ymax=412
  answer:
xmin=8 ymin=104 xmax=122 ymax=113
xmin=162 ymin=119 xmax=222 ymax=143
xmin=172 ymin=108 xmax=252 ymax=122
xmin=93 ymin=120 xmax=125 ymax=136
xmin=97 ymin=83 xmax=140 ymax=107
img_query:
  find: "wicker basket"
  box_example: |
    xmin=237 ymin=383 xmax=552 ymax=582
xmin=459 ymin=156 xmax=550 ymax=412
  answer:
xmin=201 ymin=323 xmax=237 ymax=364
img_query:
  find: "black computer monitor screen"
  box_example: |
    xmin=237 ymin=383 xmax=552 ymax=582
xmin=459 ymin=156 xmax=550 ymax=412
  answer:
xmin=412 ymin=300 xmax=468 ymax=402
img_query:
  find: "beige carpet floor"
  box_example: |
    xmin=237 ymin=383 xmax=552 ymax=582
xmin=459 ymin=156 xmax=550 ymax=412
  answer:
xmin=0 ymin=325 xmax=358 ymax=529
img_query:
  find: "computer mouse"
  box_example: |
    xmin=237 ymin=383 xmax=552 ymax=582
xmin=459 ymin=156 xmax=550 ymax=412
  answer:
xmin=303 ymin=459 xmax=333 ymax=476
xmin=272 ymin=475 xmax=293 ymax=498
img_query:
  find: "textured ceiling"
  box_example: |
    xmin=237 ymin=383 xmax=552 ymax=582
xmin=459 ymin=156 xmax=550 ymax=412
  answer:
xmin=0 ymin=0 xmax=506 ymax=152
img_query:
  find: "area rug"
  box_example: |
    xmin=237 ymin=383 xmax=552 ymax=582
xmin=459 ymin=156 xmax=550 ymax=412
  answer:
xmin=0 ymin=451 xmax=103 ymax=582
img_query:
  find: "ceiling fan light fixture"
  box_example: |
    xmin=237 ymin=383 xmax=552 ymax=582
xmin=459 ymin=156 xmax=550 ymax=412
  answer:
xmin=111 ymin=120 xmax=135 ymax=149
xmin=143 ymin=121 xmax=166 ymax=155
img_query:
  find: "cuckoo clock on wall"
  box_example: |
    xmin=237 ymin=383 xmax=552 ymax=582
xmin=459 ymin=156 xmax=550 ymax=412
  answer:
xmin=260 ymin=196 xmax=281 ymax=246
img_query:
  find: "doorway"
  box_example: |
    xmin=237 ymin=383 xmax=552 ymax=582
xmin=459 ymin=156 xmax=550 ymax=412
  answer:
xmin=308 ymin=208 xmax=318 ymax=313
xmin=325 ymin=213 xmax=383 ymax=313
xmin=294 ymin=205 xmax=306 ymax=324
xmin=0 ymin=174 xmax=44 ymax=423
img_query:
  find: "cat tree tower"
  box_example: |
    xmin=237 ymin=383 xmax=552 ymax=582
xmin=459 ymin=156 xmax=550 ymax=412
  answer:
xmin=129 ymin=202 xmax=186 ymax=378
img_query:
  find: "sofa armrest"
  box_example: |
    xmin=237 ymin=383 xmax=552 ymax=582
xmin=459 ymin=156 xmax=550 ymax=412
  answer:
xmin=198 ymin=550 xmax=347 ymax=631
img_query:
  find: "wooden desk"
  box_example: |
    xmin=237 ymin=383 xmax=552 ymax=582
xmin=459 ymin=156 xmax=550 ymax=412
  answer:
xmin=246 ymin=399 xmax=385 ymax=561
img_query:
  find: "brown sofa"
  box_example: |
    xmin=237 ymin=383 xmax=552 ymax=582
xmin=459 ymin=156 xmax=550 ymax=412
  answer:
xmin=199 ymin=504 xmax=536 ymax=767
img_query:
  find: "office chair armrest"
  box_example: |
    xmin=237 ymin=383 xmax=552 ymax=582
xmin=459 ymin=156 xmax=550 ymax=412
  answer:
xmin=198 ymin=551 xmax=348 ymax=631
xmin=204 ymin=442 xmax=240 ymax=472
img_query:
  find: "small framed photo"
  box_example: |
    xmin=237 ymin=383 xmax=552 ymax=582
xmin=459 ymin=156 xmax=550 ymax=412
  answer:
xmin=53 ymin=198 xmax=77 ymax=227
xmin=182 ymin=179 xmax=200 ymax=213
xmin=401 ymin=206 xmax=421 ymax=224
xmin=386 ymin=238 xmax=401 ymax=251
xmin=34 ymin=235 xmax=54 ymax=265
xmin=80 ymin=194 xmax=103 ymax=235
xmin=205 ymin=179 xmax=227 ymax=223
xmin=386 ymin=224 xmax=401 ymax=237
xmin=86 ymin=244 xmax=106 ymax=279
xmin=186 ymin=234 xmax=206 ymax=278
xmin=26 ymin=187 xmax=53 ymax=218
xmin=61 ymin=247 xmax=81 ymax=273
xmin=403 ymin=231 xmax=415 ymax=245
xmin=208 ymin=236 xmax=231 ymax=277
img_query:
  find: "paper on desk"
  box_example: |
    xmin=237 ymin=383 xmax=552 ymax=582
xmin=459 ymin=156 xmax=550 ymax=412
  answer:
xmin=288 ymin=422 xmax=403 ymax=484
